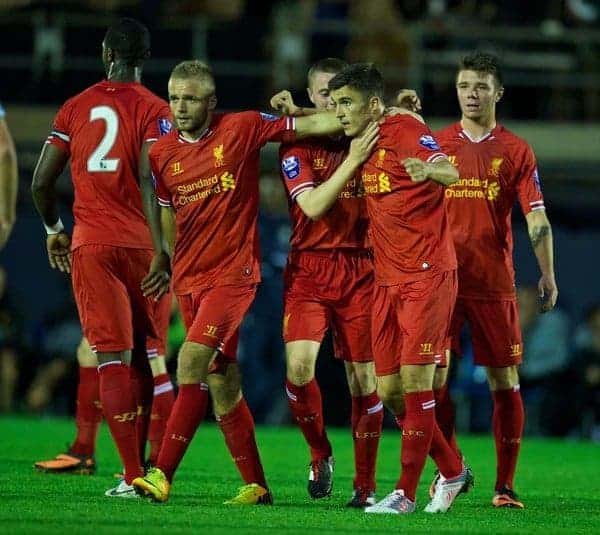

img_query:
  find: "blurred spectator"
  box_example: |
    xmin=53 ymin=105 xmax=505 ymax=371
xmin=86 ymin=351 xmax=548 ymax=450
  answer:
xmin=31 ymin=8 xmax=65 ymax=97
xmin=518 ymin=284 xmax=575 ymax=435
xmin=573 ymin=303 xmax=600 ymax=441
xmin=345 ymin=0 xmax=411 ymax=93
xmin=26 ymin=294 xmax=81 ymax=413
xmin=237 ymin=171 xmax=290 ymax=424
xmin=0 ymin=267 xmax=23 ymax=412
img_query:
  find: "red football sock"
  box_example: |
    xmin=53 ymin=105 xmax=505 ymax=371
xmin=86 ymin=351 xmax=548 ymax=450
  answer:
xmin=351 ymin=392 xmax=383 ymax=491
xmin=429 ymin=421 xmax=462 ymax=479
xmin=70 ymin=366 xmax=102 ymax=457
xmin=492 ymin=385 xmax=525 ymax=491
xmin=217 ymin=398 xmax=267 ymax=488
xmin=129 ymin=361 xmax=154 ymax=465
xmin=395 ymin=391 xmax=436 ymax=502
xmin=147 ymin=373 xmax=175 ymax=465
xmin=286 ymin=379 xmax=332 ymax=461
xmin=98 ymin=361 xmax=142 ymax=484
xmin=156 ymin=383 xmax=208 ymax=482
xmin=434 ymin=384 xmax=461 ymax=458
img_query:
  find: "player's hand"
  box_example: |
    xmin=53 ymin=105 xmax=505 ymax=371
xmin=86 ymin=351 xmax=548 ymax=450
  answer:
xmin=46 ymin=232 xmax=72 ymax=274
xmin=402 ymin=158 xmax=429 ymax=183
xmin=270 ymin=90 xmax=301 ymax=116
xmin=396 ymin=89 xmax=422 ymax=113
xmin=348 ymin=122 xmax=379 ymax=165
xmin=141 ymin=251 xmax=171 ymax=300
xmin=538 ymin=273 xmax=558 ymax=313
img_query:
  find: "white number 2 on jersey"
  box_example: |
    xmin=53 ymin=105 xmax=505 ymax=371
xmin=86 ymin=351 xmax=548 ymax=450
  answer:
xmin=87 ymin=106 xmax=119 ymax=172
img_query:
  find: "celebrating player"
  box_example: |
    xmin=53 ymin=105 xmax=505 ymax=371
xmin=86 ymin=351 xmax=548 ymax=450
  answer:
xmin=273 ymin=58 xmax=383 ymax=507
xmin=132 ymin=60 xmax=341 ymax=505
xmin=31 ymin=18 xmax=172 ymax=497
xmin=327 ymin=63 xmax=471 ymax=514
xmin=0 ymin=102 xmax=17 ymax=250
xmin=419 ymin=52 xmax=557 ymax=508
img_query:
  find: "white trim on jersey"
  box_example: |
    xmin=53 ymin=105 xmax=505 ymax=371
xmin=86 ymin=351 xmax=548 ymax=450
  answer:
xmin=426 ymin=152 xmax=448 ymax=163
xmin=289 ymin=182 xmax=315 ymax=201
xmin=50 ymin=130 xmax=70 ymax=143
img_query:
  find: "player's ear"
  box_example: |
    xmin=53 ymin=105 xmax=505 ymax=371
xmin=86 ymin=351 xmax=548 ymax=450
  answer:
xmin=208 ymin=94 xmax=217 ymax=110
xmin=495 ymin=86 xmax=504 ymax=102
xmin=369 ymin=96 xmax=381 ymax=113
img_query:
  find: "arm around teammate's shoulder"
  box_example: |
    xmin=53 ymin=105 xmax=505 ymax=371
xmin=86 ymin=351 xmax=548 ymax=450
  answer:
xmin=296 ymin=122 xmax=378 ymax=220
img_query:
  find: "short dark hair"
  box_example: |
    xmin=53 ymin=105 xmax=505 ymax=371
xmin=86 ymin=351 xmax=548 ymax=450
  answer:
xmin=458 ymin=52 xmax=503 ymax=87
xmin=328 ymin=63 xmax=384 ymax=100
xmin=104 ymin=18 xmax=150 ymax=66
xmin=307 ymin=57 xmax=349 ymax=85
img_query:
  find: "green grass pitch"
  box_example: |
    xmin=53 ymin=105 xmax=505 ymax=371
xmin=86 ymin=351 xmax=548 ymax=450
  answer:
xmin=1 ymin=416 xmax=598 ymax=534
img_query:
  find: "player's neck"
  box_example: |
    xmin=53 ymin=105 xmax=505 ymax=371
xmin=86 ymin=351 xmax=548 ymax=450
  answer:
xmin=460 ymin=116 xmax=496 ymax=141
xmin=107 ymin=63 xmax=141 ymax=84
xmin=180 ymin=113 xmax=213 ymax=142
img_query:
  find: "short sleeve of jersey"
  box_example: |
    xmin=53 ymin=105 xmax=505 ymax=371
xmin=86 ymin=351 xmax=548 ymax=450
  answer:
xmin=240 ymin=111 xmax=296 ymax=151
xmin=515 ymin=143 xmax=545 ymax=215
xmin=149 ymin=146 xmax=171 ymax=208
xmin=279 ymin=144 xmax=315 ymax=202
xmin=143 ymin=103 xmax=172 ymax=144
xmin=46 ymin=101 xmax=72 ymax=155
xmin=402 ymin=119 xmax=447 ymax=163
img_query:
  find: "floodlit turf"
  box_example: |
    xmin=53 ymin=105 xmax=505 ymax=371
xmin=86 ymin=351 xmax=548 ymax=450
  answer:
xmin=0 ymin=417 xmax=598 ymax=534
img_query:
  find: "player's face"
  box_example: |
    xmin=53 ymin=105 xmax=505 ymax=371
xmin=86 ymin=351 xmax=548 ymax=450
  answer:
xmin=456 ymin=70 xmax=503 ymax=123
xmin=330 ymin=86 xmax=374 ymax=137
xmin=168 ymin=76 xmax=215 ymax=134
xmin=307 ymin=71 xmax=336 ymax=111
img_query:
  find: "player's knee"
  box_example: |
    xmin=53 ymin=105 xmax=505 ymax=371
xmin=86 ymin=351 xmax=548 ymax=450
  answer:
xmin=346 ymin=362 xmax=376 ymax=396
xmin=208 ymin=370 xmax=243 ymax=416
xmin=487 ymin=365 xmax=519 ymax=391
xmin=76 ymin=339 xmax=97 ymax=367
xmin=433 ymin=367 xmax=449 ymax=390
xmin=149 ymin=355 xmax=167 ymax=377
xmin=176 ymin=342 xmax=212 ymax=384
xmin=286 ymin=355 xmax=316 ymax=386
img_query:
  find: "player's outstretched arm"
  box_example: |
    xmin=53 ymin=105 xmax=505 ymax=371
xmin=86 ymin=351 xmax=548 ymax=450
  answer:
xmin=31 ymin=143 xmax=72 ymax=273
xmin=297 ymin=122 xmax=379 ymax=220
xmin=402 ymin=157 xmax=458 ymax=186
xmin=525 ymin=209 xmax=558 ymax=312
xmin=270 ymin=90 xmax=319 ymax=117
xmin=0 ymin=117 xmax=18 ymax=250
xmin=294 ymin=111 xmax=343 ymax=139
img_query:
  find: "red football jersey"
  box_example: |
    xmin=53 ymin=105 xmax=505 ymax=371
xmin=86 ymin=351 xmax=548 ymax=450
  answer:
xmin=435 ymin=122 xmax=545 ymax=300
xmin=151 ymin=111 xmax=296 ymax=294
xmin=279 ymin=137 xmax=368 ymax=251
xmin=47 ymin=80 xmax=172 ymax=250
xmin=360 ymin=115 xmax=456 ymax=286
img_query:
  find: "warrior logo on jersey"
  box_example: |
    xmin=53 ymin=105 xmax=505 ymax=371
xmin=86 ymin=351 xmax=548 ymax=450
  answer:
xmin=158 ymin=118 xmax=172 ymax=136
xmin=376 ymin=149 xmax=386 ymax=168
xmin=312 ymin=157 xmax=326 ymax=170
xmin=419 ymin=135 xmax=441 ymax=151
xmin=213 ymin=144 xmax=225 ymax=167
xmin=533 ymin=167 xmax=542 ymax=192
xmin=260 ymin=112 xmax=278 ymax=121
xmin=489 ymin=157 xmax=503 ymax=177
xmin=171 ymin=162 xmax=184 ymax=176
xmin=282 ymin=156 xmax=300 ymax=180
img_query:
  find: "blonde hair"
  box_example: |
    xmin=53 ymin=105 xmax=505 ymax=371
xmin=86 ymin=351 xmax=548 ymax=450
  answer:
xmin=170 ymin=60 xmax=215 ymax=91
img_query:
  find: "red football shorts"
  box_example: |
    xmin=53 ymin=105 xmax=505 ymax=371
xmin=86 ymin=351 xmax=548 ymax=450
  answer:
xmin=448 ymin=298 xmax=523 ymax=367
xmin=72 ymin=245 xmax=170 ymax=355
xmin=371 ymin=270 xmax=457 ymax=376
xmin=177 ymin=284 xmax=256 ymax=363
xmin=283 ymin=250 xmax=373 ymax=362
